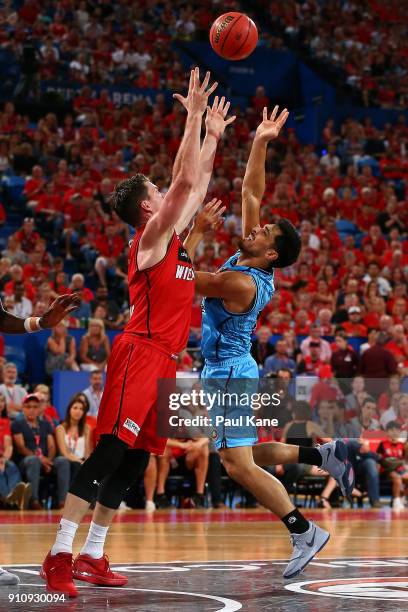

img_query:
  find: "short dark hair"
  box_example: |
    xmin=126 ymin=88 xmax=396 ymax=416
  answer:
xmin=361 ymin=396 xmax=376 ymax=408
xmin=386 ymin=420 xmax=401 ymax=431
xmin=110 ymin=174 xmax=148 ymax=227
xmin=273 ymin=219 xmax=301 ymax=268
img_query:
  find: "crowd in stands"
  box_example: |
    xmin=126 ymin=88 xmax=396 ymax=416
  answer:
xmin=1 ymin=0 xmax=242 ymax=93
xmin=256 ymin=0 xmax=408 ymax=109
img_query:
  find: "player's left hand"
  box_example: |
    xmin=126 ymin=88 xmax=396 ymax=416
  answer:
xmin=39 ymin=293 xmax=81 ymax=329
xmin=256 ymin=105 xmax=289 ymax=142
xmin=205 ymin=96 xmax=236 ymax=140
xmin=193 ymin=198 xmax=225 ymax=234
xmin=173 ymin=67 xmax=218 ymax=117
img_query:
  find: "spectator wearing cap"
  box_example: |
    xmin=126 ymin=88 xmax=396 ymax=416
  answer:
xmin=0 ymin=363 xmax=27 ymax=419
xmin=342 ymin=307 xmax=368 ymax=337
xmin=263 ymin=340 xmax=296 ymax=376
xmin=359 ymin=333 xmax=398 ymax=396
xmin=11 ymin=394 xmax=70 ymax=509
xmin=300 ymin=323 xmax=332 ymax=363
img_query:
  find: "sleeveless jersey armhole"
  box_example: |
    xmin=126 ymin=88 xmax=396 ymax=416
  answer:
xmin=220 ymin=272 xmax=259 ymax=316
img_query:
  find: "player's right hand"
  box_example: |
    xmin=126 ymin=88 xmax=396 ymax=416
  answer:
xmin=173 ymin=67 xmax=218 ymax=117
xmin=255 ymin=105 xmax=289 ymax=142
xmin=193 ymin=198 xmax=225 ymax=234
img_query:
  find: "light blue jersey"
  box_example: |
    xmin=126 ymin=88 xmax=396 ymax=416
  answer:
xmin=200 ymin=252 xmax=275 ymax=449
xmin=201 ymin=252 xmax=274 ymax=362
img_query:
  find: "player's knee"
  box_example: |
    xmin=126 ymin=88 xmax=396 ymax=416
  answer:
xmin=69 ymin=435 xmax=129 ymax=503
xmin=97 ymin=449 xmax=150 ymax=509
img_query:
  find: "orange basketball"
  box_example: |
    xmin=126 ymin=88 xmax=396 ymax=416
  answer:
xmin=210 ymin=12 xmax=258 ymax=61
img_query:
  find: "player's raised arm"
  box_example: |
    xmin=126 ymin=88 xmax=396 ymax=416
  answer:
xmin=0 ymin=293 xmax=80 ymax=334
xmin=139 ymin=69 xmax=217 ymax=258
xmin=174 ymin=96 xmax=235 ymax=234
xmin=242 ymin=106 xmax=289 ymax=237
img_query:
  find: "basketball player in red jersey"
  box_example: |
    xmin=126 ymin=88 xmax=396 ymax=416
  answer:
xmin=42 ymin=68 xmax=235 ymax=597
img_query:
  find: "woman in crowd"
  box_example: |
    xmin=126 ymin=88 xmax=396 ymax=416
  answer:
xmin=79 ymin=318 xmax=110 ymax=371
xmin=378 ymin=375 xmax=401 ymax=413
xmin=55 ymin=396 xmax=92 ymax=487
xmin=45 ymin=320 xmax=79 ymax=375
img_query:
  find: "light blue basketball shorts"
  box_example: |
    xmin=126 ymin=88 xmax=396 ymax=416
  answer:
xmin=201 ymin=354 xmax=259 ymax=450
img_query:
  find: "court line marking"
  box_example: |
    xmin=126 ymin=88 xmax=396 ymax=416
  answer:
xmin=4 ymin=555 xmax=408 ymax=567
xmin=285 ymin=576 xmax=408 ymax=602
xmin=18 ymin=583 xmax=242 ymax=611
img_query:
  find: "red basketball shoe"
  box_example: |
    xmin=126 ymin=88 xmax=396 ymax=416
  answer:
xmin=73 ymin=553 xmax=128 ymax=586
xmin=41 ymin=551 xmax=78 ymax=598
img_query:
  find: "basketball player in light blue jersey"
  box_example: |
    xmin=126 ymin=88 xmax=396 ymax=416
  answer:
xmin=185 ymin=106 xmax=354 ymax=579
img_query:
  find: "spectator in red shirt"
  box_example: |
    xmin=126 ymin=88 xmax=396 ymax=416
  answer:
xmin=69 ymin=274 xmax=94 ymax=303
xmin=251 ymin=85 xmax=270 ymax=112
xmin=342 ymin=306 xmax=368 ymax=337
xmin=14 ymin=218 xmax=40 ymax=253
xmin=377 ymin=421 xmax=408 ymax=511
xmin=23 ymin=165 xmax=46 ymax=201
xmin=297 ymin=342 xmax=324 ymax=376
xmin=385 ymin=324 xmax=408 ymax=369
xmin=309 ymin=365 xmax=344 ymax=409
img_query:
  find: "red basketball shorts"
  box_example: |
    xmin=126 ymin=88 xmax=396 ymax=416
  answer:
xmin=95 ymin=334 xmax=176 ymax=455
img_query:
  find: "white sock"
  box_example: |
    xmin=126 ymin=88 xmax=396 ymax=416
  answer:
xmin=51 ymin=518 xmax=79 ymax=555
xmin=80 ymin=521 xmax=109 ymax=559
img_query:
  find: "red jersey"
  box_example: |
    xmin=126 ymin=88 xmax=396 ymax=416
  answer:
xmin=377 ymin=439 xmax=405 ymax=461
xmin=125 ymin=229 xmax=195 ymax=355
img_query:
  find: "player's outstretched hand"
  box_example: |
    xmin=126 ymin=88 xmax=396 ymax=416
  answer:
xmin=193 ymin=198 xmax=225 ymax=234
xmin=205 ymin=96 xmax=236 ymax=141
xmin=256 ymin=106 xmax=289 ymax=142
xmin=39 ymin=293 xmax=81 ymax=329
xmin=173 ymin=67 xmax=218 ymax=117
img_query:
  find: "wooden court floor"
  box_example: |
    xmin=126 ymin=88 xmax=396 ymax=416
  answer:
xmin=0 ymin=508 xmax=407 ymax=611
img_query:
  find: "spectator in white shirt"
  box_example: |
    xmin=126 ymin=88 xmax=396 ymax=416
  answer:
xmin=0 ymin=363 xmax=27 ymax=418
xmin=300 ymin=323 xmax=332 ymax=362
xmin=363 ymin=262 xmax=392 ymax=297
xmin=300 ymin=220 xmax=320 ymax=250
xmin=320 ymin=144 xmax=340 ymax=169
xmin=69 ymin=54 xmax=90 ymax=78
xmin=82 ymin=370 xmax=104 ymax=417
xmin=12 ymin=281 xmax=32 ymax=318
